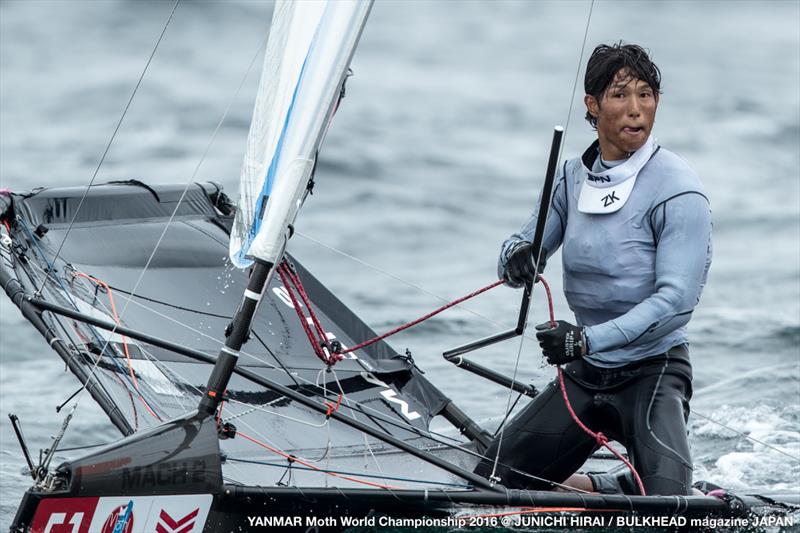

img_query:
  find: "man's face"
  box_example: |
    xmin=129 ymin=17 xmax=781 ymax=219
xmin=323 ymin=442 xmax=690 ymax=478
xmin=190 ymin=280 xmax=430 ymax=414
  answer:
xmin=584 ymin=69 xmax=659 ymax=160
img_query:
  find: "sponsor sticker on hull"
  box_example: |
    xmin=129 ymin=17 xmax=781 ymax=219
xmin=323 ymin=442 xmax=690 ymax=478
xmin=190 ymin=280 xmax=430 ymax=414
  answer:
xmin=29 ymin=494 xmax=212 ymax=533
xmin=99 ymin=502 xmax=134 ymax=533
xmin=29 ymin=497 xmax=97 ymax=533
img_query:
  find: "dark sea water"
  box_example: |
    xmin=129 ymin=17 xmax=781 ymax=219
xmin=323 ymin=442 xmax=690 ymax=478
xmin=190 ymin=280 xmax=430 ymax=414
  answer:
xmin=1 ymin=0 xmax=798 ymax=531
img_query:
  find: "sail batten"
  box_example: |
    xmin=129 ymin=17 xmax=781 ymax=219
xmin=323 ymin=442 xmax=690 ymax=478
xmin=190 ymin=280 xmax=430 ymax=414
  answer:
xmin=231 ymin=0 xmax=372 ymax=267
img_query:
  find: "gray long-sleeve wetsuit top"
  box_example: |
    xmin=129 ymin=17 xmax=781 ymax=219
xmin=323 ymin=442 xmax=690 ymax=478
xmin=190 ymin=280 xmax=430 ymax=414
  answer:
xmin=499 ymin=140 xmax=713 ymax=367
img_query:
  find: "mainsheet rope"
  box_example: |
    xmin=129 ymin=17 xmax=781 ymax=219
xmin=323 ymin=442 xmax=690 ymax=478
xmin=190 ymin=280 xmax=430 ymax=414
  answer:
xmin=278 ymin=258 xmax=503 ymax=367
xmin=297 ymin=231 xmax=541 ymax=343
xmin=538 ymin=276 xmax=647 ymax=496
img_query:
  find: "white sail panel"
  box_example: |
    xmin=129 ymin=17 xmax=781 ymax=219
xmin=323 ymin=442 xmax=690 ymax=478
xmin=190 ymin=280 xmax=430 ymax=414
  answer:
xmin=230 ymin=0 xmax=372 ymax=267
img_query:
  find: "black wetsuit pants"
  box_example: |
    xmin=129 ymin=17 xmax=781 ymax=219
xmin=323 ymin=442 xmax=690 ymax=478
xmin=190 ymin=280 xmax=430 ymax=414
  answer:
xmin=474 ymin=345 xmax=694 ymax=495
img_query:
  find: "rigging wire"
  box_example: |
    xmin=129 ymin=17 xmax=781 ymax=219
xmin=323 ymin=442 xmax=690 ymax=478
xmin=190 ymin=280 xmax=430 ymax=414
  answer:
xmin=225 ymin=398 xmax=329 ymax=429
xmin=38 ymin=0 xmax=181 ymax=297
xmin=561 ymin=0 xmax=595 ymax=151
xmin=693 ymin=363 xmax=798 ymax=397
xmin=57 ymin=261 xmax=195 ymax=420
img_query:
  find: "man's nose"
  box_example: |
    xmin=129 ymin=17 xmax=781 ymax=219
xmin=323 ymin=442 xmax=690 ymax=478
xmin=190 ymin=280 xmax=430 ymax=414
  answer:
xmin=627 ymin=96 xmax=641 ymax=116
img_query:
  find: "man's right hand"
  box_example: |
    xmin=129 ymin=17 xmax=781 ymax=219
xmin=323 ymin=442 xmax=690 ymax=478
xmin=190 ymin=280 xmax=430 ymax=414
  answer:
xmin=504 ymin=241 xmax=546 ymax=286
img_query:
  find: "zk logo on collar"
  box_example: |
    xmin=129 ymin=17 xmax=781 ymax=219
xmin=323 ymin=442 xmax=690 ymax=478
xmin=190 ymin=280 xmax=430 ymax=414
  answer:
xmin=577 ymin=135 xmax=658 ymax=214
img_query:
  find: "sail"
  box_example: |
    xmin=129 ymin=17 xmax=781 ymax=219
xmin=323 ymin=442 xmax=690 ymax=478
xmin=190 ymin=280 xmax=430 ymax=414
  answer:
xmin=230 ymin=0 xmax=372 ymax=268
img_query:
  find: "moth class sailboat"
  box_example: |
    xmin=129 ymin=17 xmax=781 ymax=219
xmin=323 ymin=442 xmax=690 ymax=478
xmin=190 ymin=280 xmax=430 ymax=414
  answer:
xmin=1 ymin=1 xmax=796 ymax=531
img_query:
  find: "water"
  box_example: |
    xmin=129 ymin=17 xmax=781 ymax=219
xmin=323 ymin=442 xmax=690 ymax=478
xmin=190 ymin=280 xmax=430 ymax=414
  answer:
xmin=1 ymin=0 xmax=798 ymax=529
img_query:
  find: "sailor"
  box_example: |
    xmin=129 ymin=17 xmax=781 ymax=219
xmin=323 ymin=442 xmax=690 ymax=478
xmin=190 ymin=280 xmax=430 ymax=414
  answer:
xmin=475 ymin=43 xmax=712 ymax=495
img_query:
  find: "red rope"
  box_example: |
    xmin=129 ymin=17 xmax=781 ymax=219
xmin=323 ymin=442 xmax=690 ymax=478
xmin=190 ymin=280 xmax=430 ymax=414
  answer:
xmin=277 ymin=259 xmax=503 ymax=365
xmin=339 ymin=280 xmax=504 ymax=354
xmin=282 ymin=264 xmax=330 ymax=345
xmin=538 ymin=275 xmax=647 ymax=496
xmin=324 ymin=393 xmax=342 ymax=418
xmin=276 ymin=262 xmax=341 ymax=366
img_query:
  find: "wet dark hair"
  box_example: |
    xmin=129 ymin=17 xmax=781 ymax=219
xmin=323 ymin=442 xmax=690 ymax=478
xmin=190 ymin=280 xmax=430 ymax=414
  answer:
xmin=584 ymin=42 xmax=661 ymax=128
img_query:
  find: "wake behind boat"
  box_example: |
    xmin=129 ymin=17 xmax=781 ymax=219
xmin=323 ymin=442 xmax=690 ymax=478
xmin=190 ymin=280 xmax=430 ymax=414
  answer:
xmin=1 ymin=1 xmax=797 ymax=532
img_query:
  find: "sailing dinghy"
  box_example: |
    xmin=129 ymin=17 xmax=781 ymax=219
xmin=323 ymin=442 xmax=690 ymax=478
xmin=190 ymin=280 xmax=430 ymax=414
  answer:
xmin=2 ymin=1 xmax=798 ymax=531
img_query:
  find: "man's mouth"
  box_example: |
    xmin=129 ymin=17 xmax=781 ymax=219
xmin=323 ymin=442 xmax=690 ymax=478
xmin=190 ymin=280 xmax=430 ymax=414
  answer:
xmin=622 ymin=126 xmax=644 ymax=135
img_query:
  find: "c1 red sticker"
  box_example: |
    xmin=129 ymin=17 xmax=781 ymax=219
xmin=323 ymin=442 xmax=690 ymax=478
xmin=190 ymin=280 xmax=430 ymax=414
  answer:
xmin=29 ymin=497 xmax=99 ymax=533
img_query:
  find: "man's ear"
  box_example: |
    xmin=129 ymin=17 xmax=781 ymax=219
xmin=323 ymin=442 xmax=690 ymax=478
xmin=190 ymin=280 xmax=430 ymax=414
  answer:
xmin=584 ymin=94 xmax=599 ymax=118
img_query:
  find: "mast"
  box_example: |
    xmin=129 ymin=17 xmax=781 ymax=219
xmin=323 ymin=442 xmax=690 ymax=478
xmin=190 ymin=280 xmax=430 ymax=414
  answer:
xmin=198 ymin=261 xmax=272 ymax=415
xmin=200 ymin=0 xmax=373 ymax=415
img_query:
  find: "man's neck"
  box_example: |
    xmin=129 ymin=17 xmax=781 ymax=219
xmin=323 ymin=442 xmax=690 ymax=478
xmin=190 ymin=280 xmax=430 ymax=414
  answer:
xmin=597 ymin=138 xmax=631 ymax=161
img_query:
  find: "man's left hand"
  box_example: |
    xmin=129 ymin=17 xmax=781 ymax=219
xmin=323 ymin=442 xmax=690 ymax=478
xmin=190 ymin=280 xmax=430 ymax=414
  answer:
xmin=535 ymin=320 xmax=587 ymax=365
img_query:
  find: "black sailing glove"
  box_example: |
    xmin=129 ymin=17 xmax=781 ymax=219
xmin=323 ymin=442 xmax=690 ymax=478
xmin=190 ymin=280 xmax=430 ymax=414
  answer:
xmin=535 ymin=320 xmax=587 ymax=365
xmin=504 ymin=241 xmax=547 ymax=287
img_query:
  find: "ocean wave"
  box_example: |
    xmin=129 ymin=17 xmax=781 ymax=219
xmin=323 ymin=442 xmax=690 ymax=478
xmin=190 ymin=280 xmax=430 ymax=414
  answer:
xmin=691 ymin=404 xmax=800 ymax=492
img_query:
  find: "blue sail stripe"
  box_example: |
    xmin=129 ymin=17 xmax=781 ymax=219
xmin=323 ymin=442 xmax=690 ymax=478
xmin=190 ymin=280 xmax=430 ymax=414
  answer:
xmin=235 ymin=48 xmax=313 ymax=266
